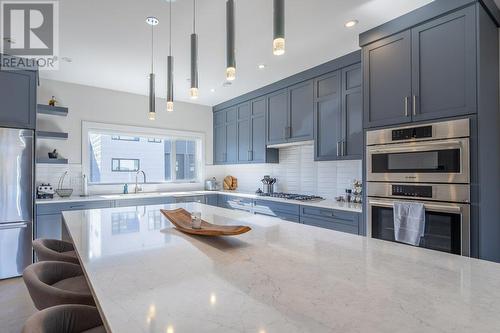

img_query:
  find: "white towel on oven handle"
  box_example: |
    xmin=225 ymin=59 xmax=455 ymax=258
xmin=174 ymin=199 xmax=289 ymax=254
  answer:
xmin=393 ymin=202 xmax=426 ymax=246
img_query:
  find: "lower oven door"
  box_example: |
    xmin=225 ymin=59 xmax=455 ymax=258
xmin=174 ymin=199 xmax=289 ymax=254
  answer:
xmin=368 ymin=198 xmax=470 ymax=256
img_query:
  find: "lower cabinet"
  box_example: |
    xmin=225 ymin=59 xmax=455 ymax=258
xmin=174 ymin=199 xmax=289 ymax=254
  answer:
xmin=204 ymin=194 xmax=219 ymax=207
xmin=35 ymin=200 xmax=114 ymax=240
xmin=174 ymin=195 xmax=205 ymax=204
xmin=218 ymin=195 xmax=253 ymax=212
xmin=253 ymin=200 xmax=300 ymax=223
xmin=300 ymin=206 xmax=361 ymax=235
xmin=115 ymin=197 xmax=174 ymax=207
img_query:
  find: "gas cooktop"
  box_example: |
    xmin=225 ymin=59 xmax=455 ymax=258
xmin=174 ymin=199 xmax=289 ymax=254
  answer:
xmin=259 ymin=192 xmax=324 ymax=202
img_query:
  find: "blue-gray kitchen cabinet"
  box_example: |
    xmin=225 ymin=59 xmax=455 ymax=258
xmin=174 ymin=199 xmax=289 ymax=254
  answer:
xmin=213 ymin=107 xmax=238 ymax=164
xmin=35 ymin=200 xmax=114 ymax=240
xmin=225 ymin=108 xmax=238 ymax=164
xmin=114 ymin=196 xmax=174 ymax=207
xmin=363 ymin=6 xmax=476 ymax=128
xmin=363 ymin=30 xmax=413 ymax=129
xmin=314 ymin=70 xmax=342 ymax=160
xmin=253 ymin=199 xmax=300 ymax=223
xmin=250 ymin=97 xmax=278 ymax=163
xmin=299 ymin=206 xmax=361 ymax=235
xmin=0 ymin=57 xmax=37 ymax=129
xmin=204 ymin=194 xmax=218 ymax=206
xmin=174 ymin=195 xmax=204 ymax=204
xmin=342 ymin=64 xmax=363 ymax=159
xmin=410 ymin=6 xmax=476 ymax=121
xmin=266 ymin=89 xmax=288 ymax=145
xmin=237 ymin=102 xmax=251 ymax=163
xmin=288 ymin=80 xmax=314 ymax=142
xmin=218 ymin=195 xmax=253 ymax=212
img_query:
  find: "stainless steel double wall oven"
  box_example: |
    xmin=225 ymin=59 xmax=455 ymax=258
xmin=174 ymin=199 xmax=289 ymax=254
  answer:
xmin=366 ymin=119 xmax=470 ymax=256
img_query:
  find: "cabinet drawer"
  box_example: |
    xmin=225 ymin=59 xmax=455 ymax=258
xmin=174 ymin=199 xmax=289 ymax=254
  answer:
xmin=36 ymin=200 xmax=114 ymax=215
xmin=115 ymin=197 xmax=174 ymax=207
xmin=301 ymin=216 xmax=359 ymax=235
xmin=36 ymin=214 xmax=62 ymax=240
xmin=253 ymin=199 xmax=300 ymax=216
xmin=174 ymin=195 xmax=205 ymax=203
xmin=300 ymin=206 xmax=359 ymax=226
xmin=220 ymin=196 xmax=253 ymax=212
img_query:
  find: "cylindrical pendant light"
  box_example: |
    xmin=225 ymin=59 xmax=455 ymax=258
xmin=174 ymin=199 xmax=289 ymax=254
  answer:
xmin=273 ymin=0 xmax=285 ymax=56
xmin=167 ymin=0 xmax=174 ymax=112
xmin=190 ymin=0 xmax=199 ymax=99
xmin=146 ymin=16 xmax=159 ymax=120
xmin=226 ymin=0 xmax=236 ymax=81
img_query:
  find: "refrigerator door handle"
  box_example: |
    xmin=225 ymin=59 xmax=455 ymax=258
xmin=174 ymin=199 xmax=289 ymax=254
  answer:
xmin=0 ymin=222 xmax=29 ymax=230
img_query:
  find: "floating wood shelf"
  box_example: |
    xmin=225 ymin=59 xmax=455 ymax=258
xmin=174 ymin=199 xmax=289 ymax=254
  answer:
xmin=36 ymin=131 xmax=68 ymax=140
xmin=36 ymin=158 xmax=68 ymax=165
xmin=37 ymin=104 xmax=68 ymax=116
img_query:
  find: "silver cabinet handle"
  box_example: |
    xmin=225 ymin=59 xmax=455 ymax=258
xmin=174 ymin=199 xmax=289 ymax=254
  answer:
xmin=0 ymin=221 xmax=29 ymax=230
xmin=342 ymin=140 xmax=346 ymax=156
xmin=337 ymin=141 xmax=341 ymax=157
xmin=283 ymin=127 xmax=287 ymax=139
xmin=404 ymin=96 xmax=409 ymax=116
xmin=413 ymin=95 xmax=417 ymax=116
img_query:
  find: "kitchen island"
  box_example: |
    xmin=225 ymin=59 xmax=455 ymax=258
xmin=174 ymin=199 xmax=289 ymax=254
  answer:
xmin=63 ymin=203 xmax=500 ymax=333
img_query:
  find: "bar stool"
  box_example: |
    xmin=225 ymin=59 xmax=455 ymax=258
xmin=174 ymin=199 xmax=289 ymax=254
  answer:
xmin=23 ymin=261 xmax=95 ymax=310
xmin=22 ymin=304 xmax=105 ymax=333
xmin=33 ymin=239 xmax=79 ymax=265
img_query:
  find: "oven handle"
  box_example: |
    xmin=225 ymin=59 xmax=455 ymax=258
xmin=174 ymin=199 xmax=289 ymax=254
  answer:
xmin=368 ymin=200 xmax=463 ymax=214
xmin=368 ymin=139 xmax=465 ymax=154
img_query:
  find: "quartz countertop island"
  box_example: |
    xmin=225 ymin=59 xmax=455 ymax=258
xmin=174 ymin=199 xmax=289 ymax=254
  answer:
xmin=63 ymin=203 xmax=500 ymax=333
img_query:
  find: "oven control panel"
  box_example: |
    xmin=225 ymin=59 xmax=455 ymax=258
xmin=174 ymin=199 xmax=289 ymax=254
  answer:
xmin=392 ymin=125 xmax=432 ymax=141
xmin=392 ymin=185 xmax=432 ymax=198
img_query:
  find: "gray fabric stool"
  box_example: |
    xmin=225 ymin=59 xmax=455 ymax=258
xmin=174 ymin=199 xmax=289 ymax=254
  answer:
xmin=23 ymin=261 xmax=95 ymax=310
xmin=22 ymin=304 xmax=106 ymax=333
xmin=33 ymin=239 xmax=79 ymax=264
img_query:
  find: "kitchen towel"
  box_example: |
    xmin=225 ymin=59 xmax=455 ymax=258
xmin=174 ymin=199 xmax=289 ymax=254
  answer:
xmin=393 ymin=202 xmax=426 ymax=246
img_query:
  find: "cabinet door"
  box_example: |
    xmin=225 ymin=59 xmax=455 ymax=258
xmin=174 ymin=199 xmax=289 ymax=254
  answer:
xmin=237 ymin=103 xmax=251 ymax=163
xmin=266 ymin=89 xmax=288 ymax=145
xmin=36 ymin=214 xmax=62 ymax=240
xmin=0 ymin=69 xmax=36 ymax=129
xmin=225 ymin=108 xmax=238 ymax=164
xmin=213 ymin=125 xmax=226 ymax=164
xmin=411 ymin=6 xmax=476 ymax=121
xmin=250 ymin=97 xmax=266 ymax=162
xmin=288 ymin=80 xmax=314 ymax=142
xmin=342 ymin=64 xmax=363 ymax=158
xmin=314 ymin=71 xmax=342 ymax=160
xmin=363 ymin=30 xmax=412 ymax=128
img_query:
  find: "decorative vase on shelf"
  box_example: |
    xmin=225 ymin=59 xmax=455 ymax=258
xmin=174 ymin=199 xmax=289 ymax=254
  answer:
xmin=48 ymin=96 xmax=57 ymax=106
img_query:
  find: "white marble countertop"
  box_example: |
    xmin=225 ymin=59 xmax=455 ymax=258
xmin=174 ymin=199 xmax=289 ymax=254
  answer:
xmin=63 ymin=203 xmax=500 ymax=333
xmin=36 ymin=190 xmax=363 ymax=213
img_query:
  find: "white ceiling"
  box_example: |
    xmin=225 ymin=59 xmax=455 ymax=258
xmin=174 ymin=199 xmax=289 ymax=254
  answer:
xmin=41 ymin=0 xmax=434 ymax=106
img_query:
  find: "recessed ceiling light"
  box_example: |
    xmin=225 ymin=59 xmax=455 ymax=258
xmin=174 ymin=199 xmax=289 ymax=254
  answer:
xmin=210 ymin=88 xmax=216 ymax=93
xmin=257 ymin=64 xmax=266 ymax=70
xmin=345 ymin=20 xmax=358 ymax=28
xmin=222 ymin=81 xmax=232 ymax=88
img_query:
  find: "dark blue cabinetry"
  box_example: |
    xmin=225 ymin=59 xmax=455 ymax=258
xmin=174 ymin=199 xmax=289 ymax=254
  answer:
xmin=0 ymin=56 xmax=37 ymax=129
xmin=300 ymin=206 xmax=361 ymax=235
xmin=363 ymin=6 xmax=476 ymax=128
xmin=213 ymin=108 xmax=238 ymax=164
xmin=253 ymin=199 xmax=300 ymax=223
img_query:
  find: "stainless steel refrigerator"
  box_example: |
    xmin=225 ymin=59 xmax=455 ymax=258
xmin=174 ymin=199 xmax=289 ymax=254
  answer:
xmin=0 ymin=128 xmax=33 ymax=279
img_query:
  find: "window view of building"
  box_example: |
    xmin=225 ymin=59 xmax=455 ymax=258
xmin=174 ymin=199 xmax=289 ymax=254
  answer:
xmin=89 ymin=132 xmax=200 ymax=184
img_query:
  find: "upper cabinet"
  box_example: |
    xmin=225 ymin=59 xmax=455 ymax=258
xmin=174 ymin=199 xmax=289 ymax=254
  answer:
xmin=267 ymin=81 xmax=314 ymax=145
xmin=363 ymin=6 xmax=476 ymax=128
xmin=0 ymin=63 xmax=37 ymax=129
xmin=213 ymin=107 xmax=237 ymax=164
xmin=314 ymin=63 xmax=362 ymax=161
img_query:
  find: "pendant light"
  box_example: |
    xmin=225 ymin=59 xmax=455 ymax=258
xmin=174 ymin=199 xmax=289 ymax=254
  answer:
xmin=166 ymin=0 xmax=174 ymax=112
xmin=273 ymin=0 xmax=285 ymax=56
xmin=189 ymin=0 xmax=199 ymax=99
xmin=225 ymin=0 xmax=236 ymax=81
xmin=146 ymin=16 xmax=159 ymax=120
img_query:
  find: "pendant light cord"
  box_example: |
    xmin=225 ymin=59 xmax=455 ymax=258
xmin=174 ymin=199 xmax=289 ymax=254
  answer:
xmin=169 ymin=0 xmax=172 ymax=56
xmin=193 ymin=0 xmax=196 ymax=33
xmin=151 ymin=23 xmax=154 ymax=72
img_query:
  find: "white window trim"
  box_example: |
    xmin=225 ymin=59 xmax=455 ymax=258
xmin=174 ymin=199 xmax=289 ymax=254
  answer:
xmin=82 ymin=121 xmax=205 ymax=193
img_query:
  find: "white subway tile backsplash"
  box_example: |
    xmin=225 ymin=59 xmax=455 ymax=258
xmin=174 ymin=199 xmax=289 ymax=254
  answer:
xmin=206 ymin=145 xmax=362 ymax=200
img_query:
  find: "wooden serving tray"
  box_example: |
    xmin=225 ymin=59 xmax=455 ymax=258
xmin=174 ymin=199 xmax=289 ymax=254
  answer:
xmin=161 ymin=208 xmax=251 ymax=236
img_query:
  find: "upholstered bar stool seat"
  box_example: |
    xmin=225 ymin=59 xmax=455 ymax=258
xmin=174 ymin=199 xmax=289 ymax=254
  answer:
xmin=33 ymin=239 xmax=79 ymax=264
xmin=22 ymin=304 xmax=105 ymax=333
xmin=23 ymin=261 xmax=95 ymax=310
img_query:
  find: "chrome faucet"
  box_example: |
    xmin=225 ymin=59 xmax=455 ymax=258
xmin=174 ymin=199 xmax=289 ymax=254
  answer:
xmin=135 ymin=170 xmax=147 ymax=193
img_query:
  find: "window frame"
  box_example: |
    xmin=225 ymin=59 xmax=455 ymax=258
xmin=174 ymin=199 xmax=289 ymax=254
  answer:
xmin=82 ymin=121 xmax=205 ymax=189
xmin=111 ymin=158 xmax=140 ymax=172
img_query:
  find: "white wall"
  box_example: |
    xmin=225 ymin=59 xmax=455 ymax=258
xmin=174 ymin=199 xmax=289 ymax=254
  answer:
xmin=36 ymin=79 xmax=213 ymax=194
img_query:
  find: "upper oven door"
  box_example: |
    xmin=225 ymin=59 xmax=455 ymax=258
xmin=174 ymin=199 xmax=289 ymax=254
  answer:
xmin=366 ymin=138 xmax=469 ymax=183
